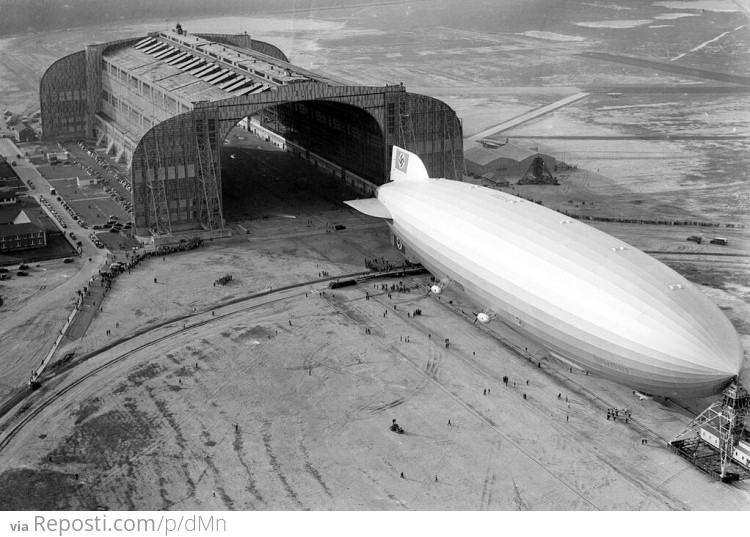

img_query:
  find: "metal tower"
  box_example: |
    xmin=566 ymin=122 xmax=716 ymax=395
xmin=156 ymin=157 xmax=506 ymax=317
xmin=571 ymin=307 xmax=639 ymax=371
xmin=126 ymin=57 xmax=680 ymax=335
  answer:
xmin=670 ymin=380 xmax=750 ymax=482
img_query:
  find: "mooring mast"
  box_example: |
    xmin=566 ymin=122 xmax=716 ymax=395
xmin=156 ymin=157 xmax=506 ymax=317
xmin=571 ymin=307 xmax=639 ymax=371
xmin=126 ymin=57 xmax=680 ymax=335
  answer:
xmin=670 ymin=380 xmax=750 ymax=482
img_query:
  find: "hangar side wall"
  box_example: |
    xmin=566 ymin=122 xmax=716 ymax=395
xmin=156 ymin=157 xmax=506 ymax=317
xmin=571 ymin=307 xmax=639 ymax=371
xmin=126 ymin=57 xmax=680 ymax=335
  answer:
xmin=40 ymin=36 xmax=143 ymax=143
xmin=394 ymin=93 xmax=464 ymax=181
xmin=132 ymin=111 xmax=219 ymax=234
xmin=40 ymin=51 xmax=88 ymax=141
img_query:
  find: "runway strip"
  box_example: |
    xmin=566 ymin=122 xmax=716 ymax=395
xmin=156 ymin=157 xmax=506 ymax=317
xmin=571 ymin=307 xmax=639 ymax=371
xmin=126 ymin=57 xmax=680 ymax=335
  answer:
xmin=466 ymin=92 xmax=590 ymax=142
xmin=578 ymin=52 xmax=750 ymax=86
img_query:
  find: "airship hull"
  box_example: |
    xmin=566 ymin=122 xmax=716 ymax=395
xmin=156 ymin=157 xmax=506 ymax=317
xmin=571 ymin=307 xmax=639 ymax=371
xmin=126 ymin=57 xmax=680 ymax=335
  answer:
xmin=389 ymin=219 xmax=737 ymax=398
xmin=347 ymin=147 xmax=744 ymax=399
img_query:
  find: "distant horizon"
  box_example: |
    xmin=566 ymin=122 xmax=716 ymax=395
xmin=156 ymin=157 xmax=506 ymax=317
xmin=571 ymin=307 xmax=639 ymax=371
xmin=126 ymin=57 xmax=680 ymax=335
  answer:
xmin=0 ymin=0 xmax=421 ymax=38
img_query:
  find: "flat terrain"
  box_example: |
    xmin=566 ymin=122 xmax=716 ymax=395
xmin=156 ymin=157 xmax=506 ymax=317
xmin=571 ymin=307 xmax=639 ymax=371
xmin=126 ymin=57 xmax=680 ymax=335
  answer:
xmin=0 ymin=141 xmax=747 ymax=509
xmin=0 ymin=1 xmax=749 ymax=511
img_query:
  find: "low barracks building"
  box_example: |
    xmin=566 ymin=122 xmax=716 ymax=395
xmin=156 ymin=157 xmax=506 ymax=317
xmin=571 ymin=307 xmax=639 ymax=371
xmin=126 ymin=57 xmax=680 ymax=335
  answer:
xmin=41 ymin=25 xmax=464 ymax=236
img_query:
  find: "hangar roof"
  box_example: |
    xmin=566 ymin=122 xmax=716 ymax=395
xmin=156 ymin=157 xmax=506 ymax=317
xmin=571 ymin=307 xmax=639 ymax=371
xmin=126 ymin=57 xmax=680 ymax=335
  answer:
xmin=104 ymin=31 xmax=347 ymax=105
xmin=105 ymin=46 xmax=230 ymax=103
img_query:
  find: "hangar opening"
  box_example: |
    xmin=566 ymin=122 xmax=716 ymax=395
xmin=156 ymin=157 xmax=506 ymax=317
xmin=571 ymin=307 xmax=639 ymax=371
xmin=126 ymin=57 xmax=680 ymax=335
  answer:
xmin=220 ymin=100 xmax=386 ymax=224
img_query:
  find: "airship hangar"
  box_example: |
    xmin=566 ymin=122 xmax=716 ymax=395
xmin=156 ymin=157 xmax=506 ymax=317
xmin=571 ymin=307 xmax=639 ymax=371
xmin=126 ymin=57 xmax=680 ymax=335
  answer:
xmin=39 ymin=23 xmax=464 ymax=237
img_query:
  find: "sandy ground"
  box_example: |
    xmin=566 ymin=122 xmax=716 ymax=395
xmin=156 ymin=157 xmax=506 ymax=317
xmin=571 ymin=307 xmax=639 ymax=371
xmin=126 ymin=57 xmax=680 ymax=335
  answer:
xmin=0 ymin=203 xmax=748 ymax=510
xmin=0 ymin=4 xmax=749 ymax=511
xmin=1 ymin=246 xmax=748 ymax=510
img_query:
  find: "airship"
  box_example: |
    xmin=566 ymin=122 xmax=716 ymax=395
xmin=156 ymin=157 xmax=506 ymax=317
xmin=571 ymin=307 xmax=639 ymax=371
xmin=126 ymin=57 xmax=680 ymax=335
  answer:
xmin=346 ymin=146 xmax=744 ymax=398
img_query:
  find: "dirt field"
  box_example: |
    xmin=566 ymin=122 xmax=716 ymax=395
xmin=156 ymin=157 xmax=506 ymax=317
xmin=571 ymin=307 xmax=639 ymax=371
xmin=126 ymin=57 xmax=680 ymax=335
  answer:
xmin=0 ymin=2 xmax=749 ymax=512
xmin=1 ymin=236 xmax=748 ymax=510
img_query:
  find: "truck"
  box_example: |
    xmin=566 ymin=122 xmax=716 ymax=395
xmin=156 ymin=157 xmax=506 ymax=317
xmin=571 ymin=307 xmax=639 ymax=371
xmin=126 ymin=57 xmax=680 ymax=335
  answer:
xmin=710 ymin=237 xmax=728 ymax=246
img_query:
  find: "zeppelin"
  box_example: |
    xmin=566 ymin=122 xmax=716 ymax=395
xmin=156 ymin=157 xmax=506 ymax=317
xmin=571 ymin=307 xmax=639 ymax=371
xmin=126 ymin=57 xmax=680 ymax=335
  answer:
xmin=346 ymin=146 xmax=744 ymax=398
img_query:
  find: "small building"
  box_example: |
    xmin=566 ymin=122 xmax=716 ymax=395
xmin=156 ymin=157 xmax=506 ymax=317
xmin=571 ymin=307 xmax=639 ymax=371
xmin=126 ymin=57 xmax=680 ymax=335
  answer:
xmin=734 ymin=440 xmax=750 ymax=468
xmin=46 ymin=152 xmax=69 ymax=163
xmin=464 ymin=143 xmax=555 ymax=181
xmin=76 ymin=176 xmax=97 ymax=187
xmin=0 ymin=208 xmax=47 ymax=252
xmin=0 ymin=189 xmax=18 ymax=205
xmin=13 ymin=122 xmax=37 ymax=143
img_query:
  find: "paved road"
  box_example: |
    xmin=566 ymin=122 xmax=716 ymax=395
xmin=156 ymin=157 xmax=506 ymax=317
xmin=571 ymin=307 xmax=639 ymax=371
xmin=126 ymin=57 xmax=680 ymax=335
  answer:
xmin=466 ymin=92 xmax=590 ymax=143
xmin=0 ymin=138 xmax=109 ymax=397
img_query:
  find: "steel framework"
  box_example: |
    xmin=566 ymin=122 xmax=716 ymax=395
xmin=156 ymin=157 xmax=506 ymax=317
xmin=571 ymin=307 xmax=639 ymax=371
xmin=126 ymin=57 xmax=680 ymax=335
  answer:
xmin=670 ymin=381 xmax=750 ymax=482
xmin=145 ymin=137 xmax=172 ymax=236
xmin=194 ymin=111 xmax=223 ymax=231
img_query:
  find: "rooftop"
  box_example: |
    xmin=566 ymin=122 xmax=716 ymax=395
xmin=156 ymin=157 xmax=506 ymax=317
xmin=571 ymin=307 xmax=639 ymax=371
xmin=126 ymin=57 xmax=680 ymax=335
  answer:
xmin=13 ymin=123 xmax=34 ymax=134
xmin=464 ymin=143 xmax=539 ymax=165
xmin=104 ymin=30 xmax=347 ymax=106
xmin=0 ymin=221 xmax=43 ymax=237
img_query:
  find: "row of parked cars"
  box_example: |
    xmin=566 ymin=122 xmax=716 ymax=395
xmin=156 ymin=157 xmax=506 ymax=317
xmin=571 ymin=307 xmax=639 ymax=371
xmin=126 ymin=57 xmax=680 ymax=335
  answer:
xmin=92 ymin=216 xmax=132 ymax=233
xmin=59 ymin=140 xmax=135 ymax=226
xmin=38 ymin=195 xmax=69 ymax=229
xmin=71 ymin=141 xmax=134 ymax=219
xmin=87 ymin=230 xmax=105 ymax=249
xmin=75 ymin=140 xmax=132 ymax=192
xmin=57 ymin=196 xmax=89 ymax=229
xmin=103 ymin=185 xmax=134 ymax=220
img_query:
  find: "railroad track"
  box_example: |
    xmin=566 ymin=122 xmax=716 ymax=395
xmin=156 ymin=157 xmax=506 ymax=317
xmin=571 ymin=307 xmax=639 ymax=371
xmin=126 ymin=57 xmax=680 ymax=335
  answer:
xmin=0 ymin=270 xmax=371 ymax=454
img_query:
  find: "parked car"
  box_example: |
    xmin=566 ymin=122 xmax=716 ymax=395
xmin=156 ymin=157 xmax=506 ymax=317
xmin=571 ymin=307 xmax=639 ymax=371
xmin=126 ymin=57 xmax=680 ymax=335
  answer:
xmin=63 ymin=258 xmax=74 ymax=264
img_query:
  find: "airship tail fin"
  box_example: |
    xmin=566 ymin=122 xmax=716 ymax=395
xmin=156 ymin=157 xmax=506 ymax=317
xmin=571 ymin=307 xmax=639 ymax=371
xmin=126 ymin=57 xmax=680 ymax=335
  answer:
xmin=390 ymin=146 xmax=430 ymax=182
xmin=344 ymin=198 xmax=392 ymax=219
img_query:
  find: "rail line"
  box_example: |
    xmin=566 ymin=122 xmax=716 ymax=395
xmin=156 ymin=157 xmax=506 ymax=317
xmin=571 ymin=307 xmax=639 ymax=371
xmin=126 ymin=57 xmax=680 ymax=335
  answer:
xmin=0 ymin=266 xmax=425 ymax=454
xmin=0 ymin=265 xmax=385 ymax=454
xmin=0 ymin=294 xmax=298 ymax=455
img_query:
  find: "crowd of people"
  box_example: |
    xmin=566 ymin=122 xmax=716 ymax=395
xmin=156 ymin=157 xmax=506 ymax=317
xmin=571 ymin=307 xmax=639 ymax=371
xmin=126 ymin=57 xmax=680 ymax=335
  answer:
xmin=95 ymin=238 xmax=204 ymax=289
xmin=364 ymin=257 xmax=403 ymax=272
xmin=607 ymin=407 xmax=631 ymax=423
xmin=559 ymin=210 xmax=744 ymax=229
